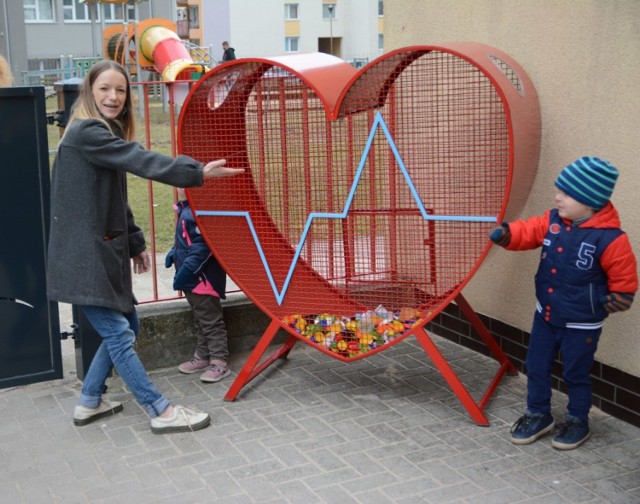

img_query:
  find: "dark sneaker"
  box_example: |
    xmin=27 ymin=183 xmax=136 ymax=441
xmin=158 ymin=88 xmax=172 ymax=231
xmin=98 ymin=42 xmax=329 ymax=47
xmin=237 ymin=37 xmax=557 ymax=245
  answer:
xmin=552 ymin=418 xmax=590 ymax=450
xmin=510 ymin=412 xmax=554 ymax=444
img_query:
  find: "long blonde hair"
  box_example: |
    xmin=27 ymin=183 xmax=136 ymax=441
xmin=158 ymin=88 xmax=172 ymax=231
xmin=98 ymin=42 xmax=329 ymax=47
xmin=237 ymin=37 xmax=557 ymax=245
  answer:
xmin=0 ymin=53 xmax=13 ymax=87
xmin=65 ymin=60 xmax=136 ymax=141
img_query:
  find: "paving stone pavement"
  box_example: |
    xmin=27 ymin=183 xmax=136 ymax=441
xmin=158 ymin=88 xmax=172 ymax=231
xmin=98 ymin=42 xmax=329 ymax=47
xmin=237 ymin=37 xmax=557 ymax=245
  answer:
xmin=1 ymin=334 xmax=640 ymax=504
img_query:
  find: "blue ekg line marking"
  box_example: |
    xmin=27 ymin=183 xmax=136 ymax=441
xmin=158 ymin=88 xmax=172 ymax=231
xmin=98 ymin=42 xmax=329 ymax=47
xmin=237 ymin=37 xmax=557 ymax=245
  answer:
xmin=197 ymin=111 xmax=497 ymax=305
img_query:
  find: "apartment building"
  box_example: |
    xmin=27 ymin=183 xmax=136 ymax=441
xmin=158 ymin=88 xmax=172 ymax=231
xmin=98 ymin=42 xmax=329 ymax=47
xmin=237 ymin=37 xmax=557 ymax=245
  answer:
xmin=5 ymin=0 xmax=383 ymax=81
xmin=191 ymin=0 xmax=384 ymax=65
xmin=20 ymin=1 xmax=170 ymax=67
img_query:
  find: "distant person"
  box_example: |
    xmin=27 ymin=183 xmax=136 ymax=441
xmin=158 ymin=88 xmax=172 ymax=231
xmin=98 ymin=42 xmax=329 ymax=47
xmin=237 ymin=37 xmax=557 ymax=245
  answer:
xmin=166 ymin=188 xmax=231 ymax=383
xmin=0 ymin=53 xmax=13 ymax=87
xmin=222 ymin=41 xmax=236 ymax=62
xmin=46 ymin=60 xmax=244 ymax=434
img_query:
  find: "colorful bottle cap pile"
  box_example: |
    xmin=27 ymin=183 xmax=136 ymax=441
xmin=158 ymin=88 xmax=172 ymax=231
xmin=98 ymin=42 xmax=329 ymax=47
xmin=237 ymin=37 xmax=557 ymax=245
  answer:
xmin=282 ymin=306 xmax=428 ymax=358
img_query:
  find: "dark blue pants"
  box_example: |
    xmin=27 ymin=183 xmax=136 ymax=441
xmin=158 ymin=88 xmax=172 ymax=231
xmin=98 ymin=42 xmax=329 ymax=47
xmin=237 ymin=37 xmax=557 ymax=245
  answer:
xmin=525 ymin=311 xmax=601 ymax=422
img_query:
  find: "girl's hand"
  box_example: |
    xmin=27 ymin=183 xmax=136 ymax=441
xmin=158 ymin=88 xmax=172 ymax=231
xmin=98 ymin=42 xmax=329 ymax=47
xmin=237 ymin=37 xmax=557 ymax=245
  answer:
xmin=132 ymin=251 xmax=151 ymax=274
xmin=203 ymin=159 xmax=245 ymax=178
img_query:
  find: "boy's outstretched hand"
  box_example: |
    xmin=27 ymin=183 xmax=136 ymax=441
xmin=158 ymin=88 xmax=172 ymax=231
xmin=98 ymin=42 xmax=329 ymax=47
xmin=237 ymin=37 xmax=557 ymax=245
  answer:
xmin=203 ymin=159 xmax=245 ymax=178
xmin=600 ymin=292 xmax=635 ymax=313
xmin=489 ymin=222 xmax=511 ymax=247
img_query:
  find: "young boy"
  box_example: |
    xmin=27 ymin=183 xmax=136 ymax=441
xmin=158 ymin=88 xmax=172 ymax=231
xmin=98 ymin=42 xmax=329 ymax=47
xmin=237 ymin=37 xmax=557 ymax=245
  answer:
xmin=166 ymin=188 xmax=231 ymax=383
xmin=490 ymin=156 xmax=637 ymax=449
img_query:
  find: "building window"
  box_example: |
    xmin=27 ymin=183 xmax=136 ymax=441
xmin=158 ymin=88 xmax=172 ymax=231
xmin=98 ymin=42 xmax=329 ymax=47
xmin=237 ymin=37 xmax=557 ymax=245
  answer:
xmin=284 ymin=3 xmax=299 ymax=20
xmin=62 ymin=0 xmax=134 ymax=23
xmin=188 ymin=6 xmax=200 ymax=29
xmin=104 ymin=4 xmax=122 ymax=22
xmin=104 ymin=2 xmax=126 ymax=22
xmin=285 ymin=37 xmax=299 ymax=53
xmin=378 ymin=33 xmax=384 ymax=51
xmin=24 ymin=0 xmax=54 ymax=22
xmin=322 ymin=3 xmax=336 ymax=19
xmin=101 ymin=1 xmax=134 ymax=22
xmin=378 ymin=1 xmax=384 ymax=16
xmin=63 ymin=0 xmax=94 ymax=22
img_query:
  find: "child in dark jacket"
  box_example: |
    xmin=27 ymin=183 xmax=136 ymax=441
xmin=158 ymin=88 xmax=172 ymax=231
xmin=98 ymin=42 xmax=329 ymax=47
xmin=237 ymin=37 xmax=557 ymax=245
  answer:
xmin=490 ymin=156 xmax=637 ymax=450
xmin=166 ymin=188 xmax=231 ymax=383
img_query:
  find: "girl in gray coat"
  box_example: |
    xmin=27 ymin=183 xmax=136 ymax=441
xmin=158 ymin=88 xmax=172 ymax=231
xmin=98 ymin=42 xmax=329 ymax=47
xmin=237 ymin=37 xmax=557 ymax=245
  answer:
xmin=46 ymin=60 xmax=243 ymax=433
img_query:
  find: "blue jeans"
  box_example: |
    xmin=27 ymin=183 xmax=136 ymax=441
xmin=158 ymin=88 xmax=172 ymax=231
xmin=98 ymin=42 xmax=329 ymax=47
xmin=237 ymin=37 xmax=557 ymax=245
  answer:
xmin=525 ymin=311 xmax=601 ymax=421
xmin=78 ymin=305 xmax=170 ymax=418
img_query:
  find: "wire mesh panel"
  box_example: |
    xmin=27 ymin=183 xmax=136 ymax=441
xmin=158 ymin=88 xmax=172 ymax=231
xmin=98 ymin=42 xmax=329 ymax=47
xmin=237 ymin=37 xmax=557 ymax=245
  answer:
xmin=178 ymin=44 xmax=539 ymax=361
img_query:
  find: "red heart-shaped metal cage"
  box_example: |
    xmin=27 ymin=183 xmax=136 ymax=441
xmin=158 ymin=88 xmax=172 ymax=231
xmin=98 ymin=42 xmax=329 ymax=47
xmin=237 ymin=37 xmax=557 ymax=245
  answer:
xmin=178 ymin=43 xmax=539 ymax=361
xmin=178 ymin=43 xmax=539 ymax=423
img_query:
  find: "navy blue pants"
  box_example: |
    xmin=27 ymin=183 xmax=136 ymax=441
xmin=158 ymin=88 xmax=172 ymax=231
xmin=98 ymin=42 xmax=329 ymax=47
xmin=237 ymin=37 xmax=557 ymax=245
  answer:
xmin=525 ymin=311 xmax=601 ymax=422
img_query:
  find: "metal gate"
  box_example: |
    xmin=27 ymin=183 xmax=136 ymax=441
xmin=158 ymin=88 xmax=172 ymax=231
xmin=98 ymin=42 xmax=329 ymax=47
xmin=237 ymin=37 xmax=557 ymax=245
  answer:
xmin=0 ymin=86 xmax=62 ymax=388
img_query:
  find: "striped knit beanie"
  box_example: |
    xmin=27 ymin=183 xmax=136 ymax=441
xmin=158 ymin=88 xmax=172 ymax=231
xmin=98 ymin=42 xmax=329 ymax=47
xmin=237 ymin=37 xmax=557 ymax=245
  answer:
xmin=555 ymin=157 xmax=618 ymax=210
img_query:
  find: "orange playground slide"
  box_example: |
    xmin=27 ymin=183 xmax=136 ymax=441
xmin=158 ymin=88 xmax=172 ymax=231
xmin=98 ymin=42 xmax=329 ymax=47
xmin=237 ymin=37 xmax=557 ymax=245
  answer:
xmin=103 ymin=18 xmax=207 ymax=81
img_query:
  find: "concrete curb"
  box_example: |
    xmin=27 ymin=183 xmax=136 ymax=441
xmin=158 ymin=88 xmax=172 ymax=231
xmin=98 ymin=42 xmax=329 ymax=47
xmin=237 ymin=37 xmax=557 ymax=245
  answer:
xmin=135 ymin=293 xmax=288 ymax=370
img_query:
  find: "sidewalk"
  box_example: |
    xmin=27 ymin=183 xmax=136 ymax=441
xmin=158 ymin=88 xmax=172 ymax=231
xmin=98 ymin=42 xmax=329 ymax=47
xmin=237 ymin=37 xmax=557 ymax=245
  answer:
xmin=1 ymin=330 xmax=639 ymax=503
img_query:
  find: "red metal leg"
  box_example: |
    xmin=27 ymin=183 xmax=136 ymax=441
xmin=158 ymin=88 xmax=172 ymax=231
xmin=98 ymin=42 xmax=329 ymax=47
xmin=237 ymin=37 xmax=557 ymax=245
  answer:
xmin=226 ymin=296 xmax=516 ymax=426
xmin=224 ymin=319 xmax=298 ymax=401
xmin=411 ymin=294 xmax=518 ymax=426
xmin=413 ymin=326 xmax=491 ymax=426
xmin=454 ymin=293 xmax=518 ymax=377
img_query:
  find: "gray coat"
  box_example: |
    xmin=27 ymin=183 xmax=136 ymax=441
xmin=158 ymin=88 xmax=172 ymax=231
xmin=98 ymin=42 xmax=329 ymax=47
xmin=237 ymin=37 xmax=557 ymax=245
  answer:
xmin=47 ymin=119 xmax=204 ymax=313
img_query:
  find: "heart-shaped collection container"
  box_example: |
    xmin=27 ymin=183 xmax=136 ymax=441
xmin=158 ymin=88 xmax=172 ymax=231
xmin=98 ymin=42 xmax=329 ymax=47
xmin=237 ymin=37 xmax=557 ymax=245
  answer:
xmin=179 ymin=43 xmax=538 ymax=359
xmin=177 ymin=43 xmax=539 ymax=420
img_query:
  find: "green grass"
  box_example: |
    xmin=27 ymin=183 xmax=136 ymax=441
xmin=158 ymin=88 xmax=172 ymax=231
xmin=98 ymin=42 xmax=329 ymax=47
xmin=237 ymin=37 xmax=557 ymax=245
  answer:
xmin=128 ymin=100 xmax=180 ymax=254
xmin=127 ymin=176 xmax=177 ymax=255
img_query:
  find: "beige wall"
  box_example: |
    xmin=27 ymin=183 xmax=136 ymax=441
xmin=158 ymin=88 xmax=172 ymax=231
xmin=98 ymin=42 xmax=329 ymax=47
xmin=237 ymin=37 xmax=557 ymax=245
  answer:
xmin=385 ymin=0 xmax=640 ymax=376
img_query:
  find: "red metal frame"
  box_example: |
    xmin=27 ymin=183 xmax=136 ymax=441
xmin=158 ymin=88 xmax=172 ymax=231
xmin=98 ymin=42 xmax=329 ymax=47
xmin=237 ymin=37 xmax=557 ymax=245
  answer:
xmin=225 ymin=293 xmax=517 ymax=426
xmin=178 ymin=44 xmax=540 ymax=424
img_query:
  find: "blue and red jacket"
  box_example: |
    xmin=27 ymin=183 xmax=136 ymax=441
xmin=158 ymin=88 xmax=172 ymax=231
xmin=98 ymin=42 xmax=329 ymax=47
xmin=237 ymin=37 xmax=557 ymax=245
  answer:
xmin=165 ymin=200 xmax=226 ymax=298
xmin=507 ymin=202 xmax=637 ymax=329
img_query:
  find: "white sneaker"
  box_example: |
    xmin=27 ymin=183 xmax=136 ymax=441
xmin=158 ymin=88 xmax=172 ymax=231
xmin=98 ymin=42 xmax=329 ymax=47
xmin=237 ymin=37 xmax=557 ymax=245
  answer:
xmin=150 ymin=405 xmax=211 ymax=434
xmin=73 ymin=399 xmax=123 ymax=426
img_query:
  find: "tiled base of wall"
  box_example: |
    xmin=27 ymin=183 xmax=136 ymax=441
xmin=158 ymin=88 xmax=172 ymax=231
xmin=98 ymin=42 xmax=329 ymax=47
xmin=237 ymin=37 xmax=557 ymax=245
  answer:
xmin=427 ymin=303 xmax=640 ymax=428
